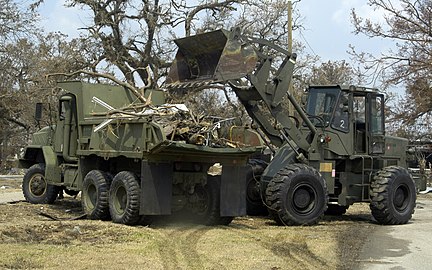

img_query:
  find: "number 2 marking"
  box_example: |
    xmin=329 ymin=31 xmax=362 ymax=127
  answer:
xmin=340 ymin=120 xmax=345 ymax=129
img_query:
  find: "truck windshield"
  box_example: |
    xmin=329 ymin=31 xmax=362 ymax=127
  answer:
xmin=305 ymin=87 xmax=341 ymax=127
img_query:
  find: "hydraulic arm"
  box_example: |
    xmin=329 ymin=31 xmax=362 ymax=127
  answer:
xmin=165 ymin=28 xmax=317 ymax=156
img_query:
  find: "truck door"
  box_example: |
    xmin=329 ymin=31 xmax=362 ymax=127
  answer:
xmin=354 ymin=95 xmax=367 ymax=153
xmin=367 ymin=94 xmax=385 ymax=154
xmin=54 ymin=95 xmax=78 ymax=162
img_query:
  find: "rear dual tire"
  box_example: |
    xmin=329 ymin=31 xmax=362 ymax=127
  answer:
xmin=109 ymin=171 xmax=149 ymax=226
xmin=246 ymin=159 xmax=268 ymax=216
xmin=195 ymin=176 xmax=233 ymax=226
xmin=81 ymin=170 xmax=112 ymax=220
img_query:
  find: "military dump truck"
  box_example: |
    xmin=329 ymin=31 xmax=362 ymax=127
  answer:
xmin=165 ymin=28 xmax=418 ymax=226
xmin=19 ymin=81 xmax=265 ymax=225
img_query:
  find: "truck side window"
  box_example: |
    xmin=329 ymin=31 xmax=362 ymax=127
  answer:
xmin=354 ymin=96 xmax=366 ymax=130
xmin=59 ymin=101 xmax=66 ymax=121
xmin=331 ymin=95 xmax=349 ymax=132
xmin=371 ymin=95 xmax=384 ymax=134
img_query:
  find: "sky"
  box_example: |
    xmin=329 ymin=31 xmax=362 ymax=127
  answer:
xmin=297 ymin=0 xmax=390 ymax=61
xmin=36 ymin=0 xmax=395 ymax=86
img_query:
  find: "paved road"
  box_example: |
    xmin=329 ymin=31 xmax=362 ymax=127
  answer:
xmin=0 ymin=191 xmax=24 ymax=204
xmin=358 ymin=195 xmax=432 ymax=270
xmin=0 ymin=191 xmax=24 ymax=203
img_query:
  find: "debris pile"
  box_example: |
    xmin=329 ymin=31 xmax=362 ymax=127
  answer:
xmin=91 ymin=98 xmax=248 ymax=148
xmin=154 ymin=112 xmax=238 ymax=147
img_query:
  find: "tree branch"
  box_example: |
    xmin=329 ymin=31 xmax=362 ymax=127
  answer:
xmin=46 ymin=70 xmax=148 ymax=103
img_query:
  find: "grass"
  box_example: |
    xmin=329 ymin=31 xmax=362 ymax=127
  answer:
xmin=0 ymin=177 xmax=375 ymax=270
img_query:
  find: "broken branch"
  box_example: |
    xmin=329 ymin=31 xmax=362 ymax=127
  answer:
xmin=46 ymin=70 xmax=148 ymax=103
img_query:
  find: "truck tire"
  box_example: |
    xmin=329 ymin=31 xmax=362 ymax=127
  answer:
xmin=370 ymin=166 xmax=416 ymax=225
xmin=81 ymin=170 xmax=112 ymax=220
xmin=22 ymin=163 xmax=60 ymax=204
xmin=195 ymin=176 xmax=233 ymax=226
xmin=325 ymin=205 xmax=348 ymax=216
xmin=109 ymin=171 xmax=141 ymax=225
xmin=246 ymin=159 xmax=268 ymax=216
xmin=265 ymin=163 xmax=328 ymax=226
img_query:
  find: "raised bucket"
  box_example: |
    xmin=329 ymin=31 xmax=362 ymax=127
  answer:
xmin=165 ymin=29 xmax=258 ymax=89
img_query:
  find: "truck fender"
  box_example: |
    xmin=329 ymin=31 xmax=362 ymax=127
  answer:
xmin=41 ymin=146 xmax=62 ymax=184
xmin=261 ymin=144 xmax=298 ymax=182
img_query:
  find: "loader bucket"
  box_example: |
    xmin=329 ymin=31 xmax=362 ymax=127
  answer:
xmin=166 ymin=29 xmax=258 ymax=89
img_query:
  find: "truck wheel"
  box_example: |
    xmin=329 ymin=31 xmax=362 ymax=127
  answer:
xmin=109 ymin=171 xmax=141 ymax=225
xmin=370 ymin=166 xmax=416 ymax=225
xmin=265 ymin=164 xmax=328 ymax=226
xmin=325 ymin=205 xmax=348 ymax=216
xmin=195 ymin=176 xmax=233 ymax=226
xmin=82 ymin=170 xmax=112 ymax=220
xmin=246 ymin=159 xmax=268 ymax=216
xmin=22 ymin=163 xmax=60 ymax=204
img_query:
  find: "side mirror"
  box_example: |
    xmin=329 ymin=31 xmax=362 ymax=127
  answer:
xmin=340 ymin=93 xmax=350 ymax=112
xmin=35 ymin=103 xmax=43 ymax=121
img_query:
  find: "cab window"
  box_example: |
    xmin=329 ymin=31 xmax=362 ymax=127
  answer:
xmin=331 ymin=93 xmax=349 ymax=132
xmin=305 ymin=88 xmax=340 ymax=127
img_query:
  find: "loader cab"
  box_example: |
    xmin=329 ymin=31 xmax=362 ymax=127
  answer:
xmin=352 ymin=88 xmax=385 ymax=155
xmin=305 ymin=85 xmax=385 ymax=156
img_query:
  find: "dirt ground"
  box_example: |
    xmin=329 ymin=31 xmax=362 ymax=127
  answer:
xmin=0 ymin=178 xmax=389 ymax=270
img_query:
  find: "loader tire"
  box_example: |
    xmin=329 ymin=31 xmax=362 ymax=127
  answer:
xmin=82 ymin=170 xmax=112 ymax=220
xmin=370 ymin=166 xmax=416 ymax=225
xmin=195 ymin=176 xmax=233 ymax=226
xmin=22 ymin=163 xmax=60 ymax=204
xmin=265 ymin=164 xmax=328 ymax=226
xmin=246 ymin=159 xmax=268 ymax=216
xmin=109 ymin=171 xmax=141 ymax=225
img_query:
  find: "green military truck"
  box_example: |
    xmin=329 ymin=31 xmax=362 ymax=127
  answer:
xmin=19 ymin=81 xmax=263 ymax=225
xmin=165 ymin=28 xmax=419 ymax=226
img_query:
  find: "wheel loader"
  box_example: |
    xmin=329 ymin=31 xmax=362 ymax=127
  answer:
xmin=165 ymin=28 xmax=418 ymax=225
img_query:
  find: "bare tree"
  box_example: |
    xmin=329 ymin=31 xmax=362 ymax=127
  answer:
xmin=306 ymin=60 xmax=361 ymax=86
xmin=351 ymin=0 xmax=431 ymax=85
xmin=350 ymin=0 xmax=432 ymax=139
xmin=0 ymin=1 xmax=96 ymax=171
xmin=65 ymin=0 xmax=250 ymax=89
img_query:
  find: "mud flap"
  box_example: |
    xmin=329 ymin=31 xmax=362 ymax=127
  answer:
xmin=140 ymin=161 xmax=173 ymax=215
xmin=220 ymin=164 xmax=247 ymax=216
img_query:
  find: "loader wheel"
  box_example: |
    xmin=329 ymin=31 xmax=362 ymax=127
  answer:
xmin=22 ymin=163 xmax=60 ymax=204
xmin=82 ymin=170 xmax=112 ymax=220
xmin=109 ymin=171 xmax=141 ymax=225
xmin=246 ymin=159 xmax=268 ymax=216
xmin=265 ymin=164 xmax=328 ymax=226
xmin=194 ymin=176 xmax=233 ymax=226
xmin=325 ymin=204 xmax=348 ymax=216
xmin=370 ymin=166 xmax=416 ymax=225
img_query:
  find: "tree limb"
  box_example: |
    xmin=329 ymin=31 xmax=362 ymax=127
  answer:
xmin=46 ymin=70 xmax=147 ymax=103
